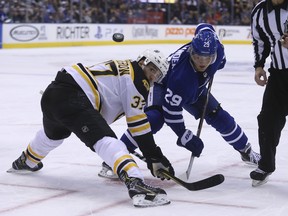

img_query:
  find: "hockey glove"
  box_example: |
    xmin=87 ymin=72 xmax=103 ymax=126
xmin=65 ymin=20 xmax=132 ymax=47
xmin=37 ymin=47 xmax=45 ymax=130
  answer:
xmin=145 ymin=146 xmax=175 ymax=180
xmin=177 ymin=129 xmax=204 ymax=157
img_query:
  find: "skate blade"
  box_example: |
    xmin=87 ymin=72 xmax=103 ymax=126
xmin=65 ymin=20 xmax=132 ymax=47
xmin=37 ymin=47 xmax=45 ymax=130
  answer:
xmin=252 ymin=177 xmax=269 ymax=187
xmin=132 ymin=194 xmax=170 ymax=207
xmin=6 ymin=167 xmax=34 ymax=174
xmin=243 ymin=161 xmax=258 ymax=167
xmin=98 ymin=169 xmax=118 ymax=180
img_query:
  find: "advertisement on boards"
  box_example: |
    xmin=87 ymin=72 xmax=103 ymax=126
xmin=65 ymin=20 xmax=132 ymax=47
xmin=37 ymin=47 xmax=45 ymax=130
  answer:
xmin=2 ymin=23 xmax=127 ymax=48
xmin=2 ymin=23 xmax=252 ymax=49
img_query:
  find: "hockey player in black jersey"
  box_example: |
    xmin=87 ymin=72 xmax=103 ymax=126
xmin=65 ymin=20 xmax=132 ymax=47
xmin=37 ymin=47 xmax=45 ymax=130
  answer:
xmin=116 ymin=23 xmax=260 ymax=175
xmin=7 ymin=49 xmax=174 ymax=207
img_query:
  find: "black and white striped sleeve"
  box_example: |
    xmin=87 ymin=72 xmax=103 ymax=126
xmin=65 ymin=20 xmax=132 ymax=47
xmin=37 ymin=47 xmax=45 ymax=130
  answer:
xmin=251 ymin=1 xmax=288 ymax=70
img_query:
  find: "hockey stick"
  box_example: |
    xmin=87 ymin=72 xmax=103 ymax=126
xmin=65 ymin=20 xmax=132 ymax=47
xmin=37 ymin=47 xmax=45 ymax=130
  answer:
xmin=185 ymin=77 xmax=213 ymax=179
xmin=130 ymin=150 xmax=224 ymax=191
xmin=185 ymin=28 xmax=225 ymax=180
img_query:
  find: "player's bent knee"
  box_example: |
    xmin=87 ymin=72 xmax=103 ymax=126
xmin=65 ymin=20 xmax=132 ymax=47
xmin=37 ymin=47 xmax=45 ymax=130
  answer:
xmin=205 ymin=106 xmax=235 ymax=133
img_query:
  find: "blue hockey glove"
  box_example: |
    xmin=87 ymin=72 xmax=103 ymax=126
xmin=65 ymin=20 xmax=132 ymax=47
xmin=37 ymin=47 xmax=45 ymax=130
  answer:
xmin=177 ymin=129 xmax=204 ymax=157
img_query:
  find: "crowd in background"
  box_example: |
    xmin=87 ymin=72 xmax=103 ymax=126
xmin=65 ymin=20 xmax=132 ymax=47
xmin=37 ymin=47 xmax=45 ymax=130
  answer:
xmin=0 ymin=0 xmax=260 ymax=25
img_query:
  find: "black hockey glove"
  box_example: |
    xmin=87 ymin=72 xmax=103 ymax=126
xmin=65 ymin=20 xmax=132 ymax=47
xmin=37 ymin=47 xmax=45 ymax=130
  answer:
xmin=145 ymin=146 xmax=175 ymax=180
xmin=177 ymin=129 xmax=204 ymax=157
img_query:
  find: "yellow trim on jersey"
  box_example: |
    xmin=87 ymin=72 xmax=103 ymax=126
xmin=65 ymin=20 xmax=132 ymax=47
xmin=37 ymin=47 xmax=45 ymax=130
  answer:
xmin=129 ymin=61 xmax=135 ymax=81
xmin=126 ymin=113 xmax=151 ymax=135
xmin=129 ymin=122 xmax=151 ymax=134
xmin=72 ymin=64 xmax=101 ymax=110
xmin=126 ymin=113 xmax=147 ymax=123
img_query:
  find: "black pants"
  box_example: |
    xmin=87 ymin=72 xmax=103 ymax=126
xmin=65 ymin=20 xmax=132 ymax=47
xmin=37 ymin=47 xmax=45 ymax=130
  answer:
xmin=41 ymin=71 xmax=116 ymax=151
xmin=258 ymin=68 xmax=288 ymax=172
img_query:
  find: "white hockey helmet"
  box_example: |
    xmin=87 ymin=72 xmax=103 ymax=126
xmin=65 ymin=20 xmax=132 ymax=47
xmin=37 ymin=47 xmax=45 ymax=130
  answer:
xmin=137 ymin=49 xmax=169 ymax=83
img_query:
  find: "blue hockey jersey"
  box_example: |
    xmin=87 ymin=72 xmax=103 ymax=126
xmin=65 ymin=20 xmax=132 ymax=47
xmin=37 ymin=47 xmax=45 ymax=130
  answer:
xmin=161 ymin=35 xmax=226 ymax=137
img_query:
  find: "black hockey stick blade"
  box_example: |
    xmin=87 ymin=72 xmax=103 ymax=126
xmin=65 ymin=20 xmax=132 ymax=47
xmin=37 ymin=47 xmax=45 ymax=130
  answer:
xmin=159 ymin=169 xmax=225 ymax=191
xmin=130 ymin=150 xmax=224 ymax=190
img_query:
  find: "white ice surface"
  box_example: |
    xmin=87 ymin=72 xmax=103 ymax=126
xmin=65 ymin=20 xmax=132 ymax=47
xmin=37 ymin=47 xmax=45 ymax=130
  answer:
xmin=0 ymin=44 xmax=288 ymax=216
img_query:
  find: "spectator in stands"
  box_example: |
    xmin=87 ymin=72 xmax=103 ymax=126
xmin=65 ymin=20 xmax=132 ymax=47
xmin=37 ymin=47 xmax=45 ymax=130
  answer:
xmin=0 ymin=0 xmax=262 ymax=25
xmin=240 ymin=1 xmax=252 ymax=25
xmin=27 ymin=1 xmax=48 ymax=23
xmin=90 ymin=7 xmax=106 ymax=23
xmin=0 ymin=3 xmax=7 ymax=23
xmin=43 ymin=9 xmax=56 ymax=23
xmin=169 ymin=16 xmax=182 ymax=24
xmin=182 ymin=11 xmax=198 ymax=24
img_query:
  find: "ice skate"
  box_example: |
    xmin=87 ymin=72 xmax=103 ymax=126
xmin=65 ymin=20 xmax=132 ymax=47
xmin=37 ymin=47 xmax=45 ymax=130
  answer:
xmin=7 ymin=151 xmax=43 ymax=173
xmin=239 ymin=143 xmax=261 ymax=166
xmin=119 ymin=171 xmax=170 ymax=207
xmin=98 ymin=161 xmax=118 ymax=179
xmin=250 ymin=168 xmax=271 ymax=187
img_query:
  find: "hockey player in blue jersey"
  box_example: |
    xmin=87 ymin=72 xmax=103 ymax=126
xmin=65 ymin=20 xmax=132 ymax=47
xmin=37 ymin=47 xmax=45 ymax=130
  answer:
xmin=99 ymin=23 xmax=260 ymax=179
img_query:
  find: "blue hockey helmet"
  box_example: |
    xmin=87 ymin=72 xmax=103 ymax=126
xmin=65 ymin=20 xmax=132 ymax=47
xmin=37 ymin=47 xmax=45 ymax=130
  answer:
xmin=194 ymin=23 xmax=215 ymax=35
xmin=190 ymin=29 xmax=218 ymax=57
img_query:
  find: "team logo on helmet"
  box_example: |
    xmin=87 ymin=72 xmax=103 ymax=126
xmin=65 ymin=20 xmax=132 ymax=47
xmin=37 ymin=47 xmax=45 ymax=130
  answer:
xmin=142 ymin=79 xmax=150 ymax=91
xmin=203 ymin=41 xmax=210 ymax=48
xmin=191 ymin=30 xmax=218 ymax=56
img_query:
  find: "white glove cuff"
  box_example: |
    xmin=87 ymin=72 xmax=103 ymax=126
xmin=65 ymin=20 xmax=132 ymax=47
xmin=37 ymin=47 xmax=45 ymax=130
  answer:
xmin=180 ymin=129 xmax=194 ymax=146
